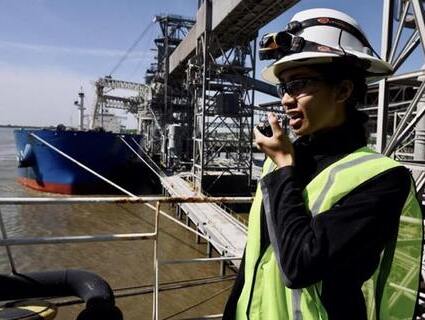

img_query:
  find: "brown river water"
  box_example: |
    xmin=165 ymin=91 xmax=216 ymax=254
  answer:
xmin=0 ymin=127 xmax=236 ymax=319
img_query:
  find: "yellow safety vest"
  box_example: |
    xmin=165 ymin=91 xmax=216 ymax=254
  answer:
xmin=236 ymin=146 xmax=423 ymax=320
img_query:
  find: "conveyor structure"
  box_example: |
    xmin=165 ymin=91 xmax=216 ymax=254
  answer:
xmin=169 ymin=0 xmax=300 ymax=76
xmin=91 ymin=0 xmax=425 ymax=200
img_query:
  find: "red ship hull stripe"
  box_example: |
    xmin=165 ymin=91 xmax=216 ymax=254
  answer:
xmin=17 ymin=177 xmax=73 ymax=194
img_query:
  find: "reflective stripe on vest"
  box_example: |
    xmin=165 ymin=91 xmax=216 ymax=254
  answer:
xmin=236 ymin=146 xmax=423 ymax=320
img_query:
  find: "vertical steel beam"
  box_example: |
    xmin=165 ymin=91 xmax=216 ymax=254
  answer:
xmin=411 ymin=0 xmax=425 ymax=53
xmin=414 ymin=95 xmax=425 ymax=160
xmin=152 ymin=201 xmax=160 ymax=320
xmin=200 ymin=34 xmax=208 ymax=191
xmin=192 ymin=0 xmax=212 ymax=192
xmin=376 ymin=0 xmax=394 ymax=153
xmin=207 ymin=240 xmax=212 ymax=258
xmin=164 ymin=18 xmax=170 ymax=168
xmin=249 ymin=38 xmax=257 ymax=189
xmin=220 ymin=259 xmax=226 ymax=277
xmin=0 ymin=209 xmax=17 ymax=274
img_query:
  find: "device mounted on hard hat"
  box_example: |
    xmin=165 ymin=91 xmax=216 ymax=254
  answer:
xmin=259 ymin=30 xmax=371 ymax=72
xmin=260 ymin=8 xmax=394 ymax=84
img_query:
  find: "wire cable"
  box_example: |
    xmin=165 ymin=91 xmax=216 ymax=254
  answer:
xmin=129 ymin=25 xmax=156 ymax=80
xmin=161 ymin=285 xmax=233 ymax=320
xmin=109 ymin=21 xmax=155 ymax=76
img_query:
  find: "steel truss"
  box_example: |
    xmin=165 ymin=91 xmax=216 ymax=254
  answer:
xmin=189 ymin=1 xmax=255 ymax=194
xmin=375 ymin=0 xmax=425 ymax=166
xmin=92 ymin=77 xmax=148 ymax=129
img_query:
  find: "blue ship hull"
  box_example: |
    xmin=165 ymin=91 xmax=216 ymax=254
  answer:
xmin=14 ymin=129 xmax=161 ymax=194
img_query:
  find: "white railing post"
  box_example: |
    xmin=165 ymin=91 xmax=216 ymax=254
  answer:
xmin=153 ymin=201 xmax=160 ymax=320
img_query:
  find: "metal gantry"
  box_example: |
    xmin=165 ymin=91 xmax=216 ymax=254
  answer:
xmin=141 ymin=15 xmax=196 ymax=170
xmin=189 ymin=1 xmax=255 ymax=194
xmin=88 ymin=1 xmax=298 ymax=195
xmin=92 ymin=77 xmax=148 ymax=131
xmin=176 ymin=0 xmax=298 ymax=193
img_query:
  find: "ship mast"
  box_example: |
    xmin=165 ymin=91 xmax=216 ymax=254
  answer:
xmin=74 ymin=88 xmax=85 ymax=130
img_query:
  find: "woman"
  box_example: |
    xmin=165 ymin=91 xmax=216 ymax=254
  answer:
xmin=223 ymin=8 xmax=423 ymax=320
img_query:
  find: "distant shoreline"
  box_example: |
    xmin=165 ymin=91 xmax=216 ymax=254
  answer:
xmin=0 ymin=124 xmax=48 ymax=129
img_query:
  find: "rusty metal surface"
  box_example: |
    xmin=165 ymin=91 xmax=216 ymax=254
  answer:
xmin=0 ymin=195 xmax=253 ymax=205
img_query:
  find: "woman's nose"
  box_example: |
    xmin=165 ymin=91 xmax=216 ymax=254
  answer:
xmin=282 ymin=93 xmax=297 ymax=110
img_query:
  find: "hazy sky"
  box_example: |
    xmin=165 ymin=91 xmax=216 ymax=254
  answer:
xmin=0 ymin=0 xmax=422 ymax=127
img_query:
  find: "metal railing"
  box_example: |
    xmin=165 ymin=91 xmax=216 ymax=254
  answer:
xmin=11 ymin=131 xmax=252 ymax=319
xmin=0 ymin=195 xmax=247 ymax=320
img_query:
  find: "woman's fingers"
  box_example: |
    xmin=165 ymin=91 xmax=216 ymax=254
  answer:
xmin=268 ymin=112 xmax=282 ymax=137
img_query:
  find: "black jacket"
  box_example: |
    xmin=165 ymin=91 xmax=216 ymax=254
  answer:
xmin=223 ymin=120 xmax=412 ymax=320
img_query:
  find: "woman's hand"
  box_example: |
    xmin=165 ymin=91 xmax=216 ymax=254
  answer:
xmin=254 ymin=113 xmax=295 ymax=168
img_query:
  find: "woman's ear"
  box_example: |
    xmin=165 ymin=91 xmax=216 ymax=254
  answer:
xmin=336 ymin=80 xmax=354 ymax=104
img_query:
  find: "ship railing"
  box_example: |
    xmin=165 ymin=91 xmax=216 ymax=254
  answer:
xmin=0 ymin=195 xmax=249 ymax=320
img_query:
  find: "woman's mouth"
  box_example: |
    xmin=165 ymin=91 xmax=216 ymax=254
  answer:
xmin=288 ymin=112 xmax=303 ymax=129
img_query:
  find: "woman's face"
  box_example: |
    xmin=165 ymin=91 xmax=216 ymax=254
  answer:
xmin=278 ymin=66 xmax=348 ymax=136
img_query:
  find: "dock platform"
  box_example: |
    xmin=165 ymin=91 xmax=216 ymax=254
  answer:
xmin=160 ymin=174 xmax=248 ymax=266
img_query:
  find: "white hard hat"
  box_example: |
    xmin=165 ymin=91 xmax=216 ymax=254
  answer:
xmin=261 ymin=8 xmax=393 ymax=83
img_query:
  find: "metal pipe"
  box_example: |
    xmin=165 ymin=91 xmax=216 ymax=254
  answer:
xmin=359 ymin=100 xmax=413 ymax=111
xmin=0 ymin=196 xmax=252 ymax=205
xmin=179 ymin=315 xmax=222 ymax=320
xmin=387 ymin=69 xmax=425 ymax=82
xmin=0 ymin=233 xmax=156 ymax=246
xmin=159 ymin=256 xmax=242 ymax=265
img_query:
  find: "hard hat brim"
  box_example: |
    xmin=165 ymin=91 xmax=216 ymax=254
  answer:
xmin=261 ymin=50 xmax=394 ymax=84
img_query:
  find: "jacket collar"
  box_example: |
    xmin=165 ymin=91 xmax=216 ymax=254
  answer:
xmin=294 ymin=120 xmax=367 ymax=156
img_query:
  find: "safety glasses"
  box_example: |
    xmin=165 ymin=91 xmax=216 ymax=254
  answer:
xmin=276 ymin=77 xmax=326 ymax=98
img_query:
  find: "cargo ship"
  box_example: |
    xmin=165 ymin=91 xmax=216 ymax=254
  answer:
xmin=14 ymin=128 xmax=161 ymax=195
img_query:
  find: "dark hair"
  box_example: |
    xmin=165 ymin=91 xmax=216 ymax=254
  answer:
xmin=310 ymin=60 xmax=368 ymax=124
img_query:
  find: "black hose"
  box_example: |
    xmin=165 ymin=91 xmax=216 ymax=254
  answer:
xmin=0 ymin=269 xmax=122 ymax=320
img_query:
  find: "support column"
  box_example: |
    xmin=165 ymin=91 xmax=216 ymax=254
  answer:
xmin=415 ymin=71 xmax=425 ymax=160
xmin=376 ymin=0 xmax=394 ymax=152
